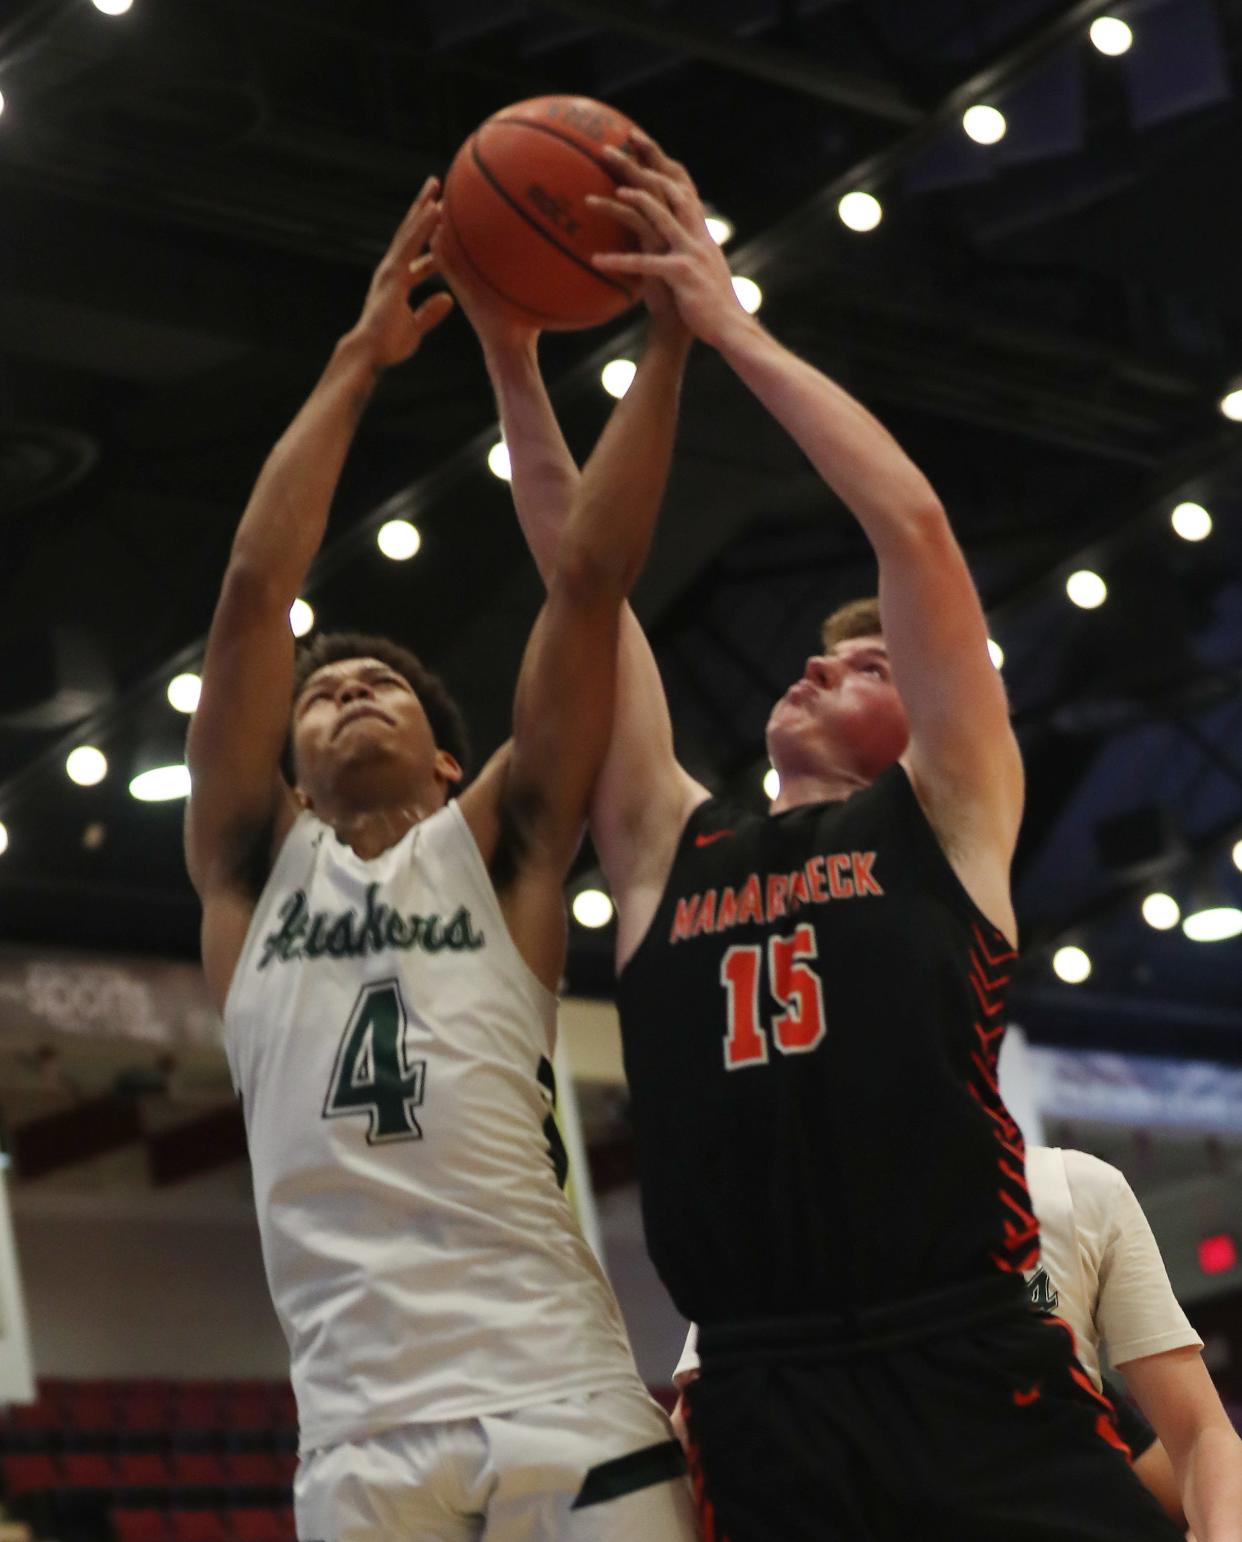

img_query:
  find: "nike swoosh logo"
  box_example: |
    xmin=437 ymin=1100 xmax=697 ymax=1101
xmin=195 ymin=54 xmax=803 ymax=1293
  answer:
xmin=694 ymin=830 xmax=734 ymax=848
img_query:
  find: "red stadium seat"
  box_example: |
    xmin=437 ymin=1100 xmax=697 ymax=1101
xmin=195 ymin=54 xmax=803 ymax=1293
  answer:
xmin=119 ymin=1391 xmax=173 ymax=1434
xmin=169 ymin=1510 xmax=229 ymax=1542
xmin=63 ymin=1450 xmax=116 ymax=1488
xmin=1 ymin=1452 xmax=58 ymax=1497
xmin=271 ymin=1384 xmax=297 ymax=1427
xmin=272 ymin=1450 xmax=297 ymax=1486
xmin=117 ymin=1451 xmax=171 ymax=1488
xmin=113 ymin=1509 xmax=171 ymax=1542
xmin=172 ymin=1385 xmax=221 ymax=1431
xmin=223 ymin=1391 xmax=273 ymax=1433
xmin=170 ymin=1452 xmax=227 ymax=1488
xmin=65 ymin=1389 xmax=116 ymax=1433
xmin=227 ymin=1508 xmax=291 ymax=1542
xmin=223 ymin=1451 xmax=280 ymax=1488
xmin=6 ymin=1397 xmax=61 ymax=1435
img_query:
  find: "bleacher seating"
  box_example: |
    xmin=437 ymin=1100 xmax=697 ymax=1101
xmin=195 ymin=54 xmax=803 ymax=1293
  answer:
xmin=0 ymin=1379 xmax=297 ymax=1542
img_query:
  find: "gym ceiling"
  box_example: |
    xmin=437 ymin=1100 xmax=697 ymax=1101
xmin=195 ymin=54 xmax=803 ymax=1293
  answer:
xmin=2 ymin=0 xmax=1242 ymax=1059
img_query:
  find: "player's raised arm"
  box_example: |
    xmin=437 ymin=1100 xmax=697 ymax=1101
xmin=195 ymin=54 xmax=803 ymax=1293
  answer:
xmin=594 ymin=139 xmax=1023 ymax=877
xmin=185 ymin=180 xmax=453 ymax=1006
xmin=440 ymin=235 xmax=708 ymax=960
xmin=498 ymin=308 xmax=694 ymax=884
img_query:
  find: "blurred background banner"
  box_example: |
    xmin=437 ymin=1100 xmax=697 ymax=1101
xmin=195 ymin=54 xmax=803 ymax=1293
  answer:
xmin=1031 ymin=1045 xmax=1242 ymax=1133
xmin=0 ymin=946 xmax=219 ymax=1051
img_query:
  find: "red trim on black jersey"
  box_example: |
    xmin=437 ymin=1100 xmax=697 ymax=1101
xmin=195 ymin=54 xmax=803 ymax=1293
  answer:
xmin=682 ymin=1413 xmax=729 ymax=1542
xmin=964 ymin=924 xmax=1040 ymax=1276
xmin=1040 ymin=1315 xmax=1134 ymax=1460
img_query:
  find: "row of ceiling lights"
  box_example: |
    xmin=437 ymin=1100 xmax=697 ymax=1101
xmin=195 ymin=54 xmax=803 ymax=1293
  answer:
xmin=832 ymin=14 xmax=1136 ymax=236
xmin=2 ymin=476 xmax=1218 ymax=846
xmin=1051 ymin=845 xmax=1242 ymax=982
xmin=0 ymin=7 xmax=1231 ymax=938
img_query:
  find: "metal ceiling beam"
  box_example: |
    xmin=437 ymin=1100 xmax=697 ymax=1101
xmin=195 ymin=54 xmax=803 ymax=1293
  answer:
xmin=532 ymin=0 xmax=922 ymax=124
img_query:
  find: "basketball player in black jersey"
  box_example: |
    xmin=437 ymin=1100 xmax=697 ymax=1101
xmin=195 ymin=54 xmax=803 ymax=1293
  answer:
xmin=443 ymin=135 xmax=1199 ymax=1539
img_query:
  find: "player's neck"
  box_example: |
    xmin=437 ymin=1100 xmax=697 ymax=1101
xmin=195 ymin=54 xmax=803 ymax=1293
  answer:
xmin=769 ymin=767 xmax=869 ymax=815
xmin=325 ymin=797 xmax=441 ymax=858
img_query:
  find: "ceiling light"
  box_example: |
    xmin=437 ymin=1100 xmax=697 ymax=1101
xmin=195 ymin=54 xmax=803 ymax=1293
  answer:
xmin=377 ymin=519 xmax=421 ymax=561
xmin=1171 ymin=501 xmax=1212 ymax=542
xmin=1232 ymin=838 xmax=1242 ymax=872
xmin=1089 ymin=16 xmax=1133 ymax=54
xmin=66 ymin=746 xmax=108 ymax=786
xmin=837 ymin=191 xmax=883 ymax=233
xmin=1141 ymin=892 xmax=1180 ymax=930
xmin=572 ymin=888 xmax=614 ymax=929
xmin=962 ymin=104 xmax=1007 ymax=144
xmin=0 ymin=821 xmax=8 ymax=857
xmin=167 ymin=673 xmax=201 ymax=714
xmin=1066 ymin=569 xmax=1107 ymax=609
xmin=487 ymin=441 xmax=512 ymax=481
xmin=289 ymin=598 xmax=315 ymax=637
xmin=601 ymin=359 xmax=637 ymax=399
xmin=1182 ymin=906 xmax=1242 ymax=942
xmin=0 ymin=90 xmax=6 ymax=120
xmin=82 ymin=822 xmax=107 ymax=850
xmin=1219 ymin=388 xmax=1242 ymax=422
xmin=1052 ymin=945 xmax=1091 ymax=984
xmin=129 ymin=765 xmax=191 ymax=802
xmin=987 ymin=639 xmax=1004 ymax=669
xmin=704 ymin=214 xmax=733 ymax=246
xmin=731 ymin=276 xmax=763 ymax=314
xmin=763 ymin=767 xmax=780 ymax=800
xmin=91 ymin=0 xmax=134 ymax=13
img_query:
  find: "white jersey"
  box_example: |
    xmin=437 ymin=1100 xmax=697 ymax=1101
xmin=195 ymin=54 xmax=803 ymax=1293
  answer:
xmin=224 ymin=803 xmax=642 ymax=1452
xmin=1021 ymin=1146 xmax=1201 ymax=1390
xmin=674 ymin=1145 xmax=1201 ymax=1393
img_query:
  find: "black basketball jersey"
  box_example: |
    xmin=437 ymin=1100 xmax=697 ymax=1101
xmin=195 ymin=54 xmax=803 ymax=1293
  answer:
xmin=615 ymin=763 xmax=1037 ymax=1327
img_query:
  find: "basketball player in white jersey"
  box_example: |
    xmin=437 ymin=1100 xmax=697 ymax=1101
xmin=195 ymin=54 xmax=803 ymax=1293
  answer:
xmin=184 ymin=179 xmax=698 ymax=1542
xmin=675 ymin=1144 xmax=1242 ymax=1533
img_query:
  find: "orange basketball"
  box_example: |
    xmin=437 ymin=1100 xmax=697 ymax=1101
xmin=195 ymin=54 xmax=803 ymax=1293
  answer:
xmin=441 ymin=95 xmax=643 ymax=331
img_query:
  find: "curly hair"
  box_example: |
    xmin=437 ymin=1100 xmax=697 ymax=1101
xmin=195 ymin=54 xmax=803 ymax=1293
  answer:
xmin=289 ymin=630 xmax=471 ymax=775
xmin=820 ymin=597 xmax=882 ymax=653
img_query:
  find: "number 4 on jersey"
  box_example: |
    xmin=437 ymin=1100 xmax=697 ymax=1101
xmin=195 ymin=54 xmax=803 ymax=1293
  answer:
xmin=720 ymin=924 xmax=826 ymax=1070
xmin=323 ymin=979 xmax=426 ymax=1143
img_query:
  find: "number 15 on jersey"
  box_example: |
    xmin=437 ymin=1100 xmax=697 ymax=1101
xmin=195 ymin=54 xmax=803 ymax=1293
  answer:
xmin=720 ymin=924 xmax=826 ymax=1070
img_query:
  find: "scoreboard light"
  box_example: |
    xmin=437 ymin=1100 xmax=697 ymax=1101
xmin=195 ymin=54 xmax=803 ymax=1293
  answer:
xmin=1198 ymin=1232 xmax=1238 ymax=1277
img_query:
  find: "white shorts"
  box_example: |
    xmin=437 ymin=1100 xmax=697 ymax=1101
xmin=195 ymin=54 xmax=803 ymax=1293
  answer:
xmin=294 ymin=1383 xmax=700 ymax=1542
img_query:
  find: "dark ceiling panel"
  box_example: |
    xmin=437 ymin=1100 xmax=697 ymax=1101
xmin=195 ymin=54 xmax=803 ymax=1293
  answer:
xmin=0 ymin=0 xmax=1240 ymax=1055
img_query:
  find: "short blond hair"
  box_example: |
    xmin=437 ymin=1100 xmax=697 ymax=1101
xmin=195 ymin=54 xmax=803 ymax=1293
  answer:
xmin=820 ymin=597 xmax=882 ymax=652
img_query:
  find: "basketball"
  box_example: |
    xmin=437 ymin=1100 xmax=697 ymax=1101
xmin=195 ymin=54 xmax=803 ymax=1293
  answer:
xmin=441 ymin=95 xmax=643 ymax=331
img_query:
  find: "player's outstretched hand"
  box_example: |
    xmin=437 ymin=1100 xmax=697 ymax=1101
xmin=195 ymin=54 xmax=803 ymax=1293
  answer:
xmin=588 ymin=136 xmax=748 ymax=349
xmin=352 ymin=177 xmax=455 ymax=369
xmin=432 ymin=220 xmax=539 ymax=356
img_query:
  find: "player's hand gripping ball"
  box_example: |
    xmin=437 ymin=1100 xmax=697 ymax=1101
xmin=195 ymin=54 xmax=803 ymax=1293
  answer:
xmin=440 ymin=95 xmax=643 ymax=331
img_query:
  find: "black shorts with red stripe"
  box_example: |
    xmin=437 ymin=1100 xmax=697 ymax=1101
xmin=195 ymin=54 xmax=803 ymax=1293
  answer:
xmin=682 ymin=1278 xmax=1182 ymax=1542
